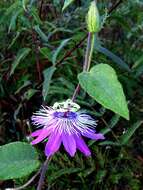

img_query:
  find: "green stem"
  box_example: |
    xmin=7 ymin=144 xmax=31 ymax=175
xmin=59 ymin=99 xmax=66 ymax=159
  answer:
xmin=72 ymin=32 xmax=95 ymax=101
xmin=83 ymin=32 xmax=95 ymax=72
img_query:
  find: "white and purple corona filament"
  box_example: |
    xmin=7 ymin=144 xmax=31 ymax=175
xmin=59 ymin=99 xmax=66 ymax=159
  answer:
xmin=31 ymin=99 xmax=105 ymax=157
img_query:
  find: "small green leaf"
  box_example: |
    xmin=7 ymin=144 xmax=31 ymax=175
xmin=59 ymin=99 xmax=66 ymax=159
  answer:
xmin=31 ymin=7 xmax=42 ymax=25
xmin=132 ymin=55 xmax=143 ymax=69
xmin=39 ymin=47 xmax=52 ymax=61
xmin=10 ymin=48 xmax=31 ymax=76
xmin=34 ymin=25 xmax=48 ymax=42
xmin=22 ymin=0 xmax=29 ymax=11
xmin=8 ymin=31 xmax=21 ymax=49
xmin=62 ymin=0 xmax=75 ymax=11
xmin=119 ymin=120 xmax=143 ymax=145
xmin=42 ymin=66 xmax=56 ymax=101
xmin=0 ymin=142 xmax=40 ymax=180
xmin=52 ymin=38 xmax=71 ymax=65
xmin=99 ymin=141 xmax=120 ymax=146
xmin=78 ymin=64 xmax=129 ymax=120
xmin=8 ymin=10 xmax=22 ymax=33
xmin=24 ymin=89 xmax=38 ymax=100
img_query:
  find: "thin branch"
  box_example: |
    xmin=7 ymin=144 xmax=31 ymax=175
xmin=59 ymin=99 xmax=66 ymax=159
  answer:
xmin=57 ymin=34 xmax=87 ymax=66
xmin=37 ymin=157 xmax=52 ymax=190
xmin=71 ymin=83 xmax=80 ymax=102
xmin=6 ymin=169 xmax=41 ymax=190
xmin=39 ymin=0 xmax=44 ymax=19
xmin=108 ymin=0 xmax=123 ymax=14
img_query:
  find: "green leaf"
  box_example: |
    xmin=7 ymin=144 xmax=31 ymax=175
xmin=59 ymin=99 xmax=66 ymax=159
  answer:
xmin=95 ymin=46 xmax=131 ymax=72
xmin=8 ymin=31 xmax=21 ymax=49
xmin=39 ymin=47 xmax=52 ymax=61
xmin=78 ymin=64 xmax=129 ymax=120
xmin=96 ymin=170 xmax=107 ymax=183
xmin=22 ymin=0 xmax=29 ymax=11
xmin=10 ymin=48 xmax=31 ymax=76
xmin=119 ymin=121 xmax=143 ymax=145
xmin=24 ymin=89 xmax=38 ymax=100
xmin=62 ymin=0 xmax=75 ymax=11
xmin=42 ymin=66 xmax=56 ymax=101
xmin=31 ymin=7 xmax=42 ymax=25
xmin=0 ymin=1 xmax=20 ymax=24
xmin=99 ymin=141 xmax=120 ymax=146
xmin=0 ymin=142 xmax=40 ymax=180
xmin=132 ymin=55 xmax=143 ymax=69
xmin=52 ymin=38 xmax=71 ymax=65
xmin=8 ymin=9 xmax=22 ymax=33
xmin=134 ymin=64 xmax=143 ymax=77
xmin=34 ymin=25 xmax=48 ymax=42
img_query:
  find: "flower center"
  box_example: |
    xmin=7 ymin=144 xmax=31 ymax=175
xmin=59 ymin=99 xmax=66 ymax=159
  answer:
xmin=54 ymin=111 xmax=77 ymax=119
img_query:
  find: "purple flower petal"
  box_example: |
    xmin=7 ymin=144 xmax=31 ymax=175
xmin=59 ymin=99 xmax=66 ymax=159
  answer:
xmin=62 ymin=133 xmax=76 ymax=157
xmin=45 ymin=132 xmax=61 ymax=157
xmin=31 ymin=129 xmax=43 ymax=137
xmin=74 ymin=135 xmax=91 ymax=156
xmin=83 ymin=132 xmax=105 ymax=140
xmin=31 ymin=128 xmax=52 ymax=145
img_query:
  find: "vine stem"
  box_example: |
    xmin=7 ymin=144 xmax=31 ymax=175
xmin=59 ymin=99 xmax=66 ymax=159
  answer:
xmin=6 ymin=169 xmax=41 ymax=190
xmin=71 ymin=32 xmax=95 ymax=101
xmin=83 ymin=32 xmax=95 ymax=72
xmin=37 ymin=156 xmax=52 ymax=190
xmin=71 ymin=84 xmax=80 ymax=102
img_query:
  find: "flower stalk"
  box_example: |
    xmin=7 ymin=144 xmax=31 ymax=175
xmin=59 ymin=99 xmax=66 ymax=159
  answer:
xmin=37 ymin=157 xmax=51 ymax=190
xmin=83 ymin=32 xmax=95 ymax=72
xmin=72 ymin=32 xmax=95 ymax=101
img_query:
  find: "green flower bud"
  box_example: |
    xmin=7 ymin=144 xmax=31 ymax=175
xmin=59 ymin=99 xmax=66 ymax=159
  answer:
xmin=86 ymin=1 xmax=100 ymax=33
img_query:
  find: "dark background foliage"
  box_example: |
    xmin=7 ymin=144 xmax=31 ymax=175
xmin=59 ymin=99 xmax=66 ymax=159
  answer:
xmin=0 ymin=0 xmax=143 ymax=189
